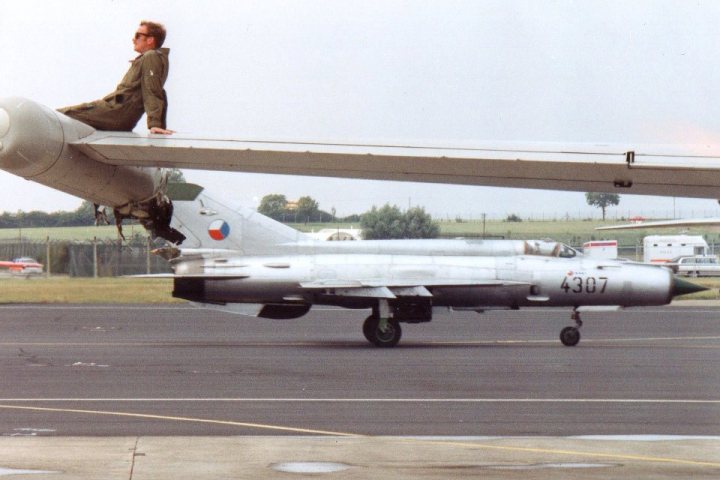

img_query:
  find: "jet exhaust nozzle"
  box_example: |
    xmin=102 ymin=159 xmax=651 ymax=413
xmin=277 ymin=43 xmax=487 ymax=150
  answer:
xmin=671 ymin=277 xmax=708 ymax=297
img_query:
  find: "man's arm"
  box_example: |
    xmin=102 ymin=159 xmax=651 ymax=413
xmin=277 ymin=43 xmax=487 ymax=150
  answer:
xmin=140 ymin=52 xmax=173 ymax=134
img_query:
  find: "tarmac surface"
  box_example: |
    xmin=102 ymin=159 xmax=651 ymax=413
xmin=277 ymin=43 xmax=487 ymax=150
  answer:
xmin=0 ymin=303 xmax=717 ymax=478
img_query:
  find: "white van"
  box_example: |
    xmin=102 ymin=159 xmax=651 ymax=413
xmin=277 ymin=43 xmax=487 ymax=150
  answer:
xmin=667 ymin=255 xmax=720 ymax=277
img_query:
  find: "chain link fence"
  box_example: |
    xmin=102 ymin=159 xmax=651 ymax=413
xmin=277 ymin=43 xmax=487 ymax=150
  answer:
xmin=0 ymin=237 xmax=172 ymax=277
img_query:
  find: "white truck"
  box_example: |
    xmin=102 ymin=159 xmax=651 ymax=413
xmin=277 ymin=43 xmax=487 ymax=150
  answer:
xmin=643 ymin=235 xmax=708 ymax=264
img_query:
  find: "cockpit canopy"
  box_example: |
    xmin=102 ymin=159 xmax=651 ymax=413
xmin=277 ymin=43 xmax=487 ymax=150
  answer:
xmin=524 ymin=240 xmax=581 ymax=258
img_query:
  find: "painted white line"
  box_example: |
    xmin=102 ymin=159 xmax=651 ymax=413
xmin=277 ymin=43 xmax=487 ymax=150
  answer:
xmin=570 ymin=435 xmax=720 ymax=441
xmin=0 ymin=398 xmax=717 ymax=404
xmin=0 ymin=305 xmax=189 ymax=310
xmin=409 ymin=435 xmax=720 ymax=442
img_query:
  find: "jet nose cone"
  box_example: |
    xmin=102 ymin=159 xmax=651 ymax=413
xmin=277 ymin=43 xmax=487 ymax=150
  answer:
xmin=672 ymin=277 xmax=708 ymax=297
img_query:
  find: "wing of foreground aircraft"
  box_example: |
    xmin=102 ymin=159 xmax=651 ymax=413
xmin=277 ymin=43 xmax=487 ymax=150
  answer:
xmin=71 ymin=131 xmax=720 ymax=199
xmin=596 ymin=218 xmax=720 ymax=231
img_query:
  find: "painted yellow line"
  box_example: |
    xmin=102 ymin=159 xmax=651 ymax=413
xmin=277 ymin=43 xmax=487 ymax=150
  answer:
xmin=0 ymin=404 xmax=355 ymax=437
xmin=416 ymin=438 xmax=720 ymax=469
xmin=0 ymin=404 xmax=718 ymax=468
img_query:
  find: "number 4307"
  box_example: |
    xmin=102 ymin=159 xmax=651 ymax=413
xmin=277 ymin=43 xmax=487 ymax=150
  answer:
xmin=561 ymin=276 xmax=608 ymax=294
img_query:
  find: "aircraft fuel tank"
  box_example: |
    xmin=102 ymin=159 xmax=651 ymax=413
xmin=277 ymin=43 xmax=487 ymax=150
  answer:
xmin=0 ymin=97 xmax=158 ymax=207
xmin=0 ymin=97 xmax=184 ymax=242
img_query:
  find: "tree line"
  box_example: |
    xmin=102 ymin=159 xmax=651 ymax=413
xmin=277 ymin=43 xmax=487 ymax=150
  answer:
xmin=0 ymin=193 xmax=441 ymax=240
xmin=0 ymin=189 xmax=620 ymax=239
xmin=0 ymin=201 xmax=97 ymax=228
xmin=258 ymin=194 xmax=439 ymax=239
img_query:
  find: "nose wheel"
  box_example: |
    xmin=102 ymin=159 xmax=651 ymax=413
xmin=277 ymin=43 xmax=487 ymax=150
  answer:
xmin=560 ymin=310 xmax=583 ymax=347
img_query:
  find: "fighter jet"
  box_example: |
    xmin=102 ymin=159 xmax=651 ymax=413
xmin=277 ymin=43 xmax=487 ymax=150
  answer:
xmin=152 ymin=184 xmax=705 ymax=348
xmin=3 ymin=97 xmax=720 ymax=242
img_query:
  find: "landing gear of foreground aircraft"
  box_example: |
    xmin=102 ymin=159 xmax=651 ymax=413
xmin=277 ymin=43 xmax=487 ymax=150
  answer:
xmin=559 ymin=309 xmax=583 ymax=347
xmin=363 ymin=315 xmax=402 ymax=347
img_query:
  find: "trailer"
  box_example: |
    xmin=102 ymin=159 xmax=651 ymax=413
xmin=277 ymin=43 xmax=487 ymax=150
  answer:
xmin=643 ymin=235 xmax=708 ymax=264
xmin=582 ymin=240 xmax=618 ymax=259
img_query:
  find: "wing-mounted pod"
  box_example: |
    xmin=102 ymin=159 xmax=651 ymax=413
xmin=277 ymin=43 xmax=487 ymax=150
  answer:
xmin=0 ymin=97 xmax=183 ymax=243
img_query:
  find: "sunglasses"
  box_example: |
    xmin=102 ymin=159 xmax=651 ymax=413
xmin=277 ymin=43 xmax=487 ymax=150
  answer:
xmin=134 ymin=32 xmax=152 ymax=40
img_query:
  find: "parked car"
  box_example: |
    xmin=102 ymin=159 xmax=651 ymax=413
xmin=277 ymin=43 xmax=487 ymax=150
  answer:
xmin=0 ymin=257 xmax=43 ymax=276
xmin=666 ymin=255 xmax=720 ymax=277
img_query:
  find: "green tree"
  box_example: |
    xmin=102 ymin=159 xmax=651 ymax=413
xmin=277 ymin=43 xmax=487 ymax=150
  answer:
xmin=167 ymin=168 xmax=186 ymax=183
xmin=296 ymin=196 xmax=320 ymax=223
xmin=404 ymin=206 xmax=440 ymax=238
xmin=585 ymin=192 xmax=620 ymax=221
xmin=360 ymin=204 xmax=439 ymax=239
xmin=257 ymin=194 xmax=289 ymax=220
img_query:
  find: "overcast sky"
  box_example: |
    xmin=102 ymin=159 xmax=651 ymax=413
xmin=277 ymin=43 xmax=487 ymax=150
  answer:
xmin=2 ymin=0 xmax=720 ymax=219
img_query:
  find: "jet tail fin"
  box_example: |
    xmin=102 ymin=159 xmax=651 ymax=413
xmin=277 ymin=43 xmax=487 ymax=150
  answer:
xmin=168 ymin=183 xmax=311 ymax=254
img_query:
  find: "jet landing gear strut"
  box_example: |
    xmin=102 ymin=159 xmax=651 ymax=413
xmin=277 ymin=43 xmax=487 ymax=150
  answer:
xmin=363 ymin=301 xmax=402 ymax=347
xmin=560 ymin=309 xmax=583 ymax=347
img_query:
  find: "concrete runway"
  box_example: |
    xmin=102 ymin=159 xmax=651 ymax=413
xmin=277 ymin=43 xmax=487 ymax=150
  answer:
xmin=0 ymin=303 xmax=718 ymax=478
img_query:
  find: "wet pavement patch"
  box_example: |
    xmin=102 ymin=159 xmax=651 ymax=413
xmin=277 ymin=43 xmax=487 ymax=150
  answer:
xmin=485 ymin=463 xmax=618 ymax=470
xmin=0 ymin=467 xmax=58 ymax=476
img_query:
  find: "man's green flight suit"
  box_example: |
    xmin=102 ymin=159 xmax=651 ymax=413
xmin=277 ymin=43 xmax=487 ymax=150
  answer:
xmin=58 ymin=48 xmax=170 ymax=131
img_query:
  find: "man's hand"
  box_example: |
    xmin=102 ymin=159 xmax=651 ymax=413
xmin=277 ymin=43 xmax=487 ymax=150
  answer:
xmin=149 ymin=127 xmax=175 ymax=135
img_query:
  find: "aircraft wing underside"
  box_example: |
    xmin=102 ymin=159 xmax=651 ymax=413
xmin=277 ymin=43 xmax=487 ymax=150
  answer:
xmin=70 ymin=133 xmax=720 ymax=199
xmin=597 ymin=217 xmax=720 ymax=230
xmin=301 ymin=279 xmax=532 ymax=299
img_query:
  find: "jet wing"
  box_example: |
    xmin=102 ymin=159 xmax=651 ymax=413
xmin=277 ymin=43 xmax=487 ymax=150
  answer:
xmin=131 ymin=273 xmax=250 ymax=279
xmin=70 ymin=133 xmax=720 ymax=199
xmin=597 ymin=218 xmax=720 ymax=230
xmin=300 ymin=279 xmax=531 ymax=298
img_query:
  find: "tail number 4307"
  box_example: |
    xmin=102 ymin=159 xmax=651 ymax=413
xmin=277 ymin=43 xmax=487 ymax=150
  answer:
xmin=561 ymin=276 xmax=608 ymax=294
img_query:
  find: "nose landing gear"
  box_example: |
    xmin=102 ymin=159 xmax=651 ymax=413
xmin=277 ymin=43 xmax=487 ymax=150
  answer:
xmin=560 ymin=309 xmax=583 ymax=347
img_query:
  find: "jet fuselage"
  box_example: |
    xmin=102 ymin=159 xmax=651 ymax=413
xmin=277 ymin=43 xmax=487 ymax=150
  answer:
xmin=171 ymin=253 xmax=676 ymax=310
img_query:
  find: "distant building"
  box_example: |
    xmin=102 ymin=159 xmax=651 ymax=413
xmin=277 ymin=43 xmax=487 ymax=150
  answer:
xmin=309 ymin=228 xmax=362 ymax=241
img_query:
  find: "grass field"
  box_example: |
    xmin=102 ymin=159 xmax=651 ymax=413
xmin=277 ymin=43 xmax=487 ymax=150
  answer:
xmin=0 ymin=277 xmax=181 ymax=304
xmin=0 ymin=224 xmax=143 ymax=242
xmin=0 ymin=275 xmax=717 ymax=304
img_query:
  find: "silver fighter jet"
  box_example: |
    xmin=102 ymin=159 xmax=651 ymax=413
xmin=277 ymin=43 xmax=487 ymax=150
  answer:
xmin=157 ymin=184 xmax=705 ymax=348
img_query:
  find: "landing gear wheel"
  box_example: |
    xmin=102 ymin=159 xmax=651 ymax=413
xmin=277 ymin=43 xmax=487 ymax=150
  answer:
xmin=560 ymin=326 xmax=580 ymax=347
xmin=362 ymin=315 xmax=375 ymax=342
xmin=362 ymin=316 xmax=402 ymax=347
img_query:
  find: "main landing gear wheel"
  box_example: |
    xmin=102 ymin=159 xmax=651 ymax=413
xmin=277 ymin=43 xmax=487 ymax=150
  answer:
xmin=559 ymin=309 xmax=583 ymax=347
xmin=560 ymin=326 xmax=580 ymax=347
xmin=363 ymin=315 xmax=402 ymax=348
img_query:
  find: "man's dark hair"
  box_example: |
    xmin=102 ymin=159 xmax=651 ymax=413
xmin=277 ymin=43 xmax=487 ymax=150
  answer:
xmin=141 ymin=21 xmax=166 ymax=48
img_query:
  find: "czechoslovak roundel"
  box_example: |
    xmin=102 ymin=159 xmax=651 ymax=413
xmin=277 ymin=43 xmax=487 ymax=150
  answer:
xmin=208 ymin=219 xmax=230 ymax=240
